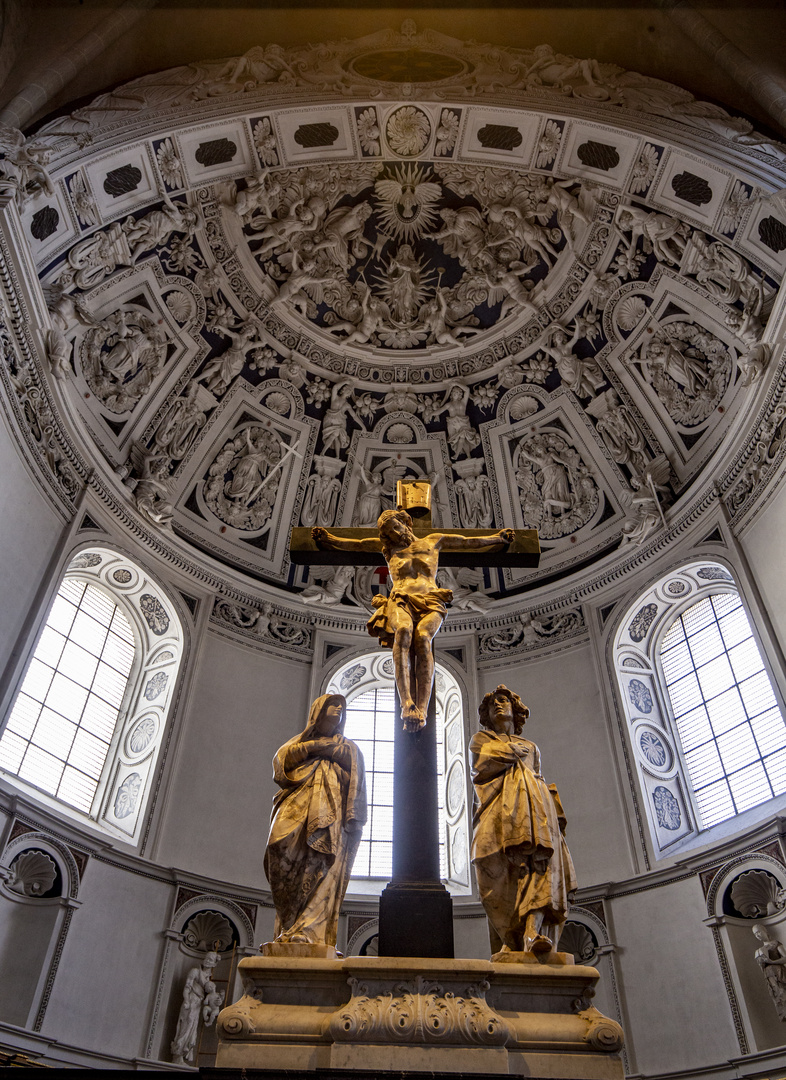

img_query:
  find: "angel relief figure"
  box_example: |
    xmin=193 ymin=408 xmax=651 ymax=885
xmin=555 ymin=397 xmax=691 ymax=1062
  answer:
xmin=123 ymin=195 xmax=201 ymax=262
xmin=153 ymin=381 xmax=207 ymax=462
xmin=427 ymin=206 xmax=489 ymax=269
xmin=353 ymin=462 xmax=406 ymax=525
xmin=528 ymin=178 xmax=596 ymax=252
xmin=250 ymin=194 xmax=327 ymax=259
xmin=615 ymin=204 xmax=689 ymax=267
xmin=270 ymin=249 xmax=324 ymax=317
xmin=311 ymin=201 xmax=373 ymax=270
xmin=203 ymin=425 xmax=283 ymax=531
xmin=423 ymin=383 xmax=480 ymax=458
xmin=321 ymin=380 xmax=364 ymax=456
xmin=419 ymin=286 xmax=481 ymax=347
xmin=128 ymin=442 xmax=174 ymax=530
xmin=0 ymin=124 xmax=55 ymax=207
xmin=539 ymin=320 xmax=605 ymax=399
xmin=324 ymin=281 xmax=390 ymax=345
xmin=197 ymin=318 xmax=264 ymax=396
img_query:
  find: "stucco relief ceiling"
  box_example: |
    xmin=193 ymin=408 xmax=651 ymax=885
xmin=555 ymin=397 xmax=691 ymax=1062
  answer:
xmin=4 ymin=25 xmax=786 ymax=613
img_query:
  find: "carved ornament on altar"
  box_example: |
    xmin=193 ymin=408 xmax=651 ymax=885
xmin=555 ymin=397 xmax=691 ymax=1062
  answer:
xmin=329 ymin=974 xmax=509 ymax=1045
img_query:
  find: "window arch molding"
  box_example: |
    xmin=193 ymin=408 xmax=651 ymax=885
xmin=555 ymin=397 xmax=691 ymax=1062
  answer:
xmin=0 ymin=543 xmax=187 ymax=846
xmin=612 ymin=558 xmax=786 ymax=856
xmin=322 ymin=648 xmax=472 ymax=896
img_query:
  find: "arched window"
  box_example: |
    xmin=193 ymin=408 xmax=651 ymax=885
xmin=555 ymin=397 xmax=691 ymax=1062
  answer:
xmin=614 ymin=561 xmax=786 ymax=854
xmin=326 ymin=652 xmax=471 ymax=894
xmin=0 ymin=547 xmax=184 ymax=843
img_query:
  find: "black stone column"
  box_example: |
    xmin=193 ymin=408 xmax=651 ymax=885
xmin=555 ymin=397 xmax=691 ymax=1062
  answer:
xmin=377 ymin=688 xmax=454 ymax=958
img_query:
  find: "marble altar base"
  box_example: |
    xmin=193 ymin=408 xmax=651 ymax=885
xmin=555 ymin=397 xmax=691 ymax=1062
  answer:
xmin=216 ymin=954 xmax=624 ymax=1077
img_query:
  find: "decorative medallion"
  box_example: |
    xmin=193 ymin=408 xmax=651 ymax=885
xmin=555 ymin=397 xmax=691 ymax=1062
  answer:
xmin=446 ymin=759 xmax=465 ymax=818
xmin=113 ymin=772 xmax=143 ymax=818
xmin=697 ymin=566 xmax=734 ymax=581
xmin=450 ymin=825 xmax=467 ymax=878
xmin=71 ymin=552 xmax=102 ymax=569
xmin=139 ymin=594 xmax=170 ymax=635
xmin=639 ymin=729 xmax=667 ymax=767
xmin=446 ymin=720 xmax=462 ymax=756
xmin=628 ymin=603 xmax=658 ymax=642
xmin=652 ymin=785 xmax=681 ymax=830
xmin=628 ymin=678 xmax=653 ymax=714
xmin=340 ymin=663 xmax=366 ymax=691
xmin=128 ymin=716 xmax=157 ymax=754
xmin=143 ymin=670 xmax=169 ymax=700
xmin=636 ymin=322 xmax=732 ymax=428
xmin=666 ymin=580 xmax=687 ymax=595
xmin=112 ymin=568 xmax=133 ymax=583
xmin=81 ymin=310 xmax=169 ymax=414
xmin=386 ymin=106 xmax=431 ymax=156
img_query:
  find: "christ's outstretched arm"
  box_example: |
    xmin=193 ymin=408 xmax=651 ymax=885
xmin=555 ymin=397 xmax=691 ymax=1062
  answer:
xmin=437 ymin=528 xmax=514 ymax=550
xmin=311 ymin=526 xmax=382 ymax=553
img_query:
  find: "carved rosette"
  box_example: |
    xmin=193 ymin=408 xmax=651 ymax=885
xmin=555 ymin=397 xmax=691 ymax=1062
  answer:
xmin=328 ymin=975 xmax=509 ymax=1045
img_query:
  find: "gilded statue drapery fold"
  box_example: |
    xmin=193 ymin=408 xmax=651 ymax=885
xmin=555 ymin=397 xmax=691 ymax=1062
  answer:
xmin=471 ymin=728 xmax=576 ymax=953
xmin=264 ymin=694 xmax=367 ymax=947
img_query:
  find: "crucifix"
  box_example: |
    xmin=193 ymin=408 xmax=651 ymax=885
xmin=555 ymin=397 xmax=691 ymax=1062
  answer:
xmin=290 ymin=480 xmax=540 ymax=957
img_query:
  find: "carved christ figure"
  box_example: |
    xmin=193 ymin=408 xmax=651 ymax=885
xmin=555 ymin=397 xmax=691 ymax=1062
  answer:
xmin=312 ymin=510 xmax=513 ymax=731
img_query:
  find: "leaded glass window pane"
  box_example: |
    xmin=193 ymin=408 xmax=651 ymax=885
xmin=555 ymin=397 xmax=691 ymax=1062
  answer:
xmin=661 ymin=593 xmax=786 ymax=828
xmin=0 ymin=579 xmax=135 ymax=814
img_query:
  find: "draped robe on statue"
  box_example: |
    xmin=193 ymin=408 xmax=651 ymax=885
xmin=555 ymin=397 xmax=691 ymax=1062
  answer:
xmin=470 ymin=730 xmax=577 ymax=952
xmin=264 ymin=696 xmax=367 ymax=946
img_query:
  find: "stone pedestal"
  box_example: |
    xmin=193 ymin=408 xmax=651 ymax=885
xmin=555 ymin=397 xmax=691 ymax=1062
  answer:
xmin=216 ymin=954 xmax=625 ymax=1077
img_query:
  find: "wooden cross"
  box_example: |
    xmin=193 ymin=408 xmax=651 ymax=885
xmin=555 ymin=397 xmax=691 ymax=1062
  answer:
xmin=289 ymin=481 xmax=540 ymax=958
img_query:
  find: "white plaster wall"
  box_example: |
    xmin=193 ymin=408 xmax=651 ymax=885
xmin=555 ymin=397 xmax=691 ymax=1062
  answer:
xmin=153 ymin=631 xmax=312 ymax=888
xmin=479 ymin=644 xmax=636 ymax=884
xmin=41 ymin=857 xmax=171 ymax=1059
xmin=0 ymin=415 xmax=64 ymax=680
xmin=454 ymin=912 xmax=492 ymax=960
xmin=0 ymin=893 xmax=59 ymax=1026
xmin=742 ymin=480 xmax=786 ymax=667
xmin=610 ymin=876 xmax=739 ymax=1073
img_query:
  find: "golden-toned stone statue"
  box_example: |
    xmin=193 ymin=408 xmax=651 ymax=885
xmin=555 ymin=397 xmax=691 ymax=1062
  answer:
xmin=312 ymin=512 xmax=513 ymax=731
xmin=470 ymin=684 xmax=577 ymax=958
xmin=264 ymin=694 xmax=367 ymax=949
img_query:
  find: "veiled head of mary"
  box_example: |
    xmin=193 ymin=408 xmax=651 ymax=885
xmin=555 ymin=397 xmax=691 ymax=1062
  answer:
xmin=304 ymin=693 xmax=347 ymax=739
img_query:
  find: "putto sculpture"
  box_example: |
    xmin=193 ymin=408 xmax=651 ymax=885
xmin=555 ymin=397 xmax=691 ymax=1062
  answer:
xmin=470 ymin=684 xmax=576 ymax=958
xmin=264 ymin=694 xmax=367 ymax=950
xmin=170 ymin=950 xmax=220 ymax=1065
xmin=752 ymin=923 xmax=786 ymax=1020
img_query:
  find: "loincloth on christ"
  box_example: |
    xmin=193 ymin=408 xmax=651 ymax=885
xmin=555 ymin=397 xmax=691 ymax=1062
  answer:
xmin=367 ymin=586 xmax=453 ymax=648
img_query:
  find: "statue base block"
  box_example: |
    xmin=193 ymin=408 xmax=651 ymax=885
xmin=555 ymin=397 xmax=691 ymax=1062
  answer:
xmin=216 ymin=954 xmax=624 ymax=1077
xmin=261 ymin=941 xmax=339 ymax=959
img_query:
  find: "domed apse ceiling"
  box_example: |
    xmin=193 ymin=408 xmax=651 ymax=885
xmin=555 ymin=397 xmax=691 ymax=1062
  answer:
xmin=7 ymin=25 xmax=786 ymax=611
